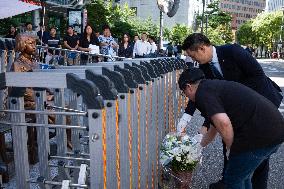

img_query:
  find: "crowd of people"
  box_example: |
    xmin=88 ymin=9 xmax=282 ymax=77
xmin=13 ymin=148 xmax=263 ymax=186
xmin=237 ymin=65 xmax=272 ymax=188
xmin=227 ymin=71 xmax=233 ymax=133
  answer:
xmin=4 ymin=22 xmax=180 ymax=64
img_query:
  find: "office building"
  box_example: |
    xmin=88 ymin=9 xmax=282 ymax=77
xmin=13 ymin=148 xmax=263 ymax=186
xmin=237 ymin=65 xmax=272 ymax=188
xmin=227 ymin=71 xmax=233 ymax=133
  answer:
xmin=265 ymin=0 xmax=284 ymax=12
xmin=219 ymin=0 xmax=266 ymax=29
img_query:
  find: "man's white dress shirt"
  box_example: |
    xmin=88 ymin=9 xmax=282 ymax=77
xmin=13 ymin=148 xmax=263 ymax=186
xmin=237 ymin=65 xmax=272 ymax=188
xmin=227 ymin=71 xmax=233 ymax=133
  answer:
xmin=133 ymin=40 xmax=151 ymax=57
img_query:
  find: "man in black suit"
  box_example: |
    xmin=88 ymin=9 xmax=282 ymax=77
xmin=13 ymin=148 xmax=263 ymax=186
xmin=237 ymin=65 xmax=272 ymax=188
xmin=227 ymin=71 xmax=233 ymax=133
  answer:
xmin=177 ymin=33 xmax=283 ymax=189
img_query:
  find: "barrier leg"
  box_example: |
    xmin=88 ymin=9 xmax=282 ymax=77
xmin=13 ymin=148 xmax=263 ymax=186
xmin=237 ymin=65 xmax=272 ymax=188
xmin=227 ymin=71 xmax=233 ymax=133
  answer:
xmin=172 ymin=70 xmax=179 ymax=128
xmin=164 ymin=73 xmax=169 ymax=135
xmin=69 ymin=91 xmax=82 ymax=181
xmin=35 ymin=89 xmax=51 ymax=187
xmin=10 ymin=96 xmax=30 ymax=189
xmin=0 ymin=50 xmax=6 ymax=72
xmin=88 ymin=109 xmax=104 ymax=189
xmin=118 ymin=93 xmax=131 ymax=189
xmin=54 ymin=89 xmax=69 ymax=180
xmin=130 ymin=89 xmax=138 ymax=188
xmin=7 ymin=50 xmax=15 ymax=72
xmin=147 ymin=81 xmax=156 ymax=189
xmin=105 ymin=100 xmax=117 ymax=189
xmin=139 ymin=84 xmax=147 ymax=189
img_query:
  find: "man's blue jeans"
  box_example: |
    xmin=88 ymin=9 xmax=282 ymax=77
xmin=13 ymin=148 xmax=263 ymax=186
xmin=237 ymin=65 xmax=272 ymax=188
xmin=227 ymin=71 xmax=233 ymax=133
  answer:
xmin=223 ymin=144 xmax=280 ymax=189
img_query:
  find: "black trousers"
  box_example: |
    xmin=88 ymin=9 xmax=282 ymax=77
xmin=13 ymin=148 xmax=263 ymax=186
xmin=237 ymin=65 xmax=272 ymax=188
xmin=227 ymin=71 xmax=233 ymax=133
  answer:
xmin=222 ymin=141 xmax=269 ymax=189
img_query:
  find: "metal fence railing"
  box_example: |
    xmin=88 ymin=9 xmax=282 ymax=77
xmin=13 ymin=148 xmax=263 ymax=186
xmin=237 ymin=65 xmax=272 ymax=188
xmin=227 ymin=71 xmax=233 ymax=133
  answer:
xmin=0 ymin=58 xmax=189 ymax=188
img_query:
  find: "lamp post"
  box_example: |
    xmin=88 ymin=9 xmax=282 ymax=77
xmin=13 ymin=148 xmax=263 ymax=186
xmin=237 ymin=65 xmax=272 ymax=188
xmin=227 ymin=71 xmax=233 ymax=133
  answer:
xmin=201 ymin=0 xmax=205 ymax=34
xmin=205 ymin=13 xmax=208 ymax=36
xmin=159 ymin=10 xmax=164 ymax=50
xmin=280 ymin=7 xmax=284 ymax=41
xmin=280 ymin=7 xmax=284 ymax=58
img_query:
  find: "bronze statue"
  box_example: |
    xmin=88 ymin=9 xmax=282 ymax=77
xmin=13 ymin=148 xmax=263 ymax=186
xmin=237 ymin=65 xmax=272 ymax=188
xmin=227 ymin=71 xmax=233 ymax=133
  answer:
xmin=12 ymin=33 xmax=39 ymax=72
xmin=11 ymin=33 xmax=39 ymax=164
xmin=11 ymin=33 xmax=39 ymax=110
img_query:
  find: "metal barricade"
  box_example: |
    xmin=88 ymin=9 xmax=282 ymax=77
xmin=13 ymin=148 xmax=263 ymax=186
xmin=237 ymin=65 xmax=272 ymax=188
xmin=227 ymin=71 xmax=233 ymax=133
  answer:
xmin=0 ymin=57 xmax=188 ymax=189
xmin=36 ymin=46 xmax=125 ymax=65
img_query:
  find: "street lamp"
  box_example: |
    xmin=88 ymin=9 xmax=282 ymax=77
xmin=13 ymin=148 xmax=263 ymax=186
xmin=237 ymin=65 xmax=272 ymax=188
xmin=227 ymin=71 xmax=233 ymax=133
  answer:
xmin=201 ymin=0 xmax=205 ymax=34
xmin=205 ymin=13 xmax=208 ymax=36
xmin=278 ymin=6 xmax=284 ymax=58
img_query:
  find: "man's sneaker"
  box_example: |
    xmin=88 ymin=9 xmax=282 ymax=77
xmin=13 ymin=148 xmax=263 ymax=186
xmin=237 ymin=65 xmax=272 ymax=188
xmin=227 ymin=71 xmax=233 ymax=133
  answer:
xmin=209 ymin=180 xmax=225 ymax=189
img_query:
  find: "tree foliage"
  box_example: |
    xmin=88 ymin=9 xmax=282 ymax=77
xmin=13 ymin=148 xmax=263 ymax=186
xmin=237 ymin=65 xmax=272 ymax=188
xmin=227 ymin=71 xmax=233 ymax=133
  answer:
xmin=163 ymin=24 xmax=192 ymax=44
xmin=206 ymin=0 xmax=232 ymax=29
xmin=236 ymin=20 xmax=255 ymax=46
xmin=196 ymin=0 xmax=233 ymax=44
xmin=251 ymin=11 xmax=282 ymax=50
xmin=87 ymin=0 xmax=111 ymax=31
xmin=86 ymin=0 xmax=159 ymax=42
xmin=0 ymin=12 xmax=32 ymax=36
xmin=207 ymin=24 xmax=233 ymax=45
xmin=237 ymin=11 xmax=282 ymax=50
xmin=163 ymin=27 xmax=172 ymax=42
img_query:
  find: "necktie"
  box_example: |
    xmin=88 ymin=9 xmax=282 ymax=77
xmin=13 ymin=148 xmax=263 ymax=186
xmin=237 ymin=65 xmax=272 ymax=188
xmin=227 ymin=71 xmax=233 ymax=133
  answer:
xmin=210 ymin=62 xmax=223 ymax=79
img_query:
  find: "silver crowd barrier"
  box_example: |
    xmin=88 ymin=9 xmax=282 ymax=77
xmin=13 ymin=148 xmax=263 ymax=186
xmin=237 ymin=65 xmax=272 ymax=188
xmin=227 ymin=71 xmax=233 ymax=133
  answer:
xmin=0 ymin=57 xmax=188 ymax=189
xmin=0 ymin=47 xmax=125 ymax=73
xmin=36 ymin=45 xmax=125 ymax=65
xmin=0 ymin=49 xmax=16 ymax=73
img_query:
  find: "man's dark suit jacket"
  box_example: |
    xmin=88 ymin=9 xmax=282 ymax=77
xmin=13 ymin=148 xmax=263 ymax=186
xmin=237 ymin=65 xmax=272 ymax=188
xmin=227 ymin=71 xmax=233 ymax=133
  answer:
xmin=185 ymin=44 xmax=283 ymax=117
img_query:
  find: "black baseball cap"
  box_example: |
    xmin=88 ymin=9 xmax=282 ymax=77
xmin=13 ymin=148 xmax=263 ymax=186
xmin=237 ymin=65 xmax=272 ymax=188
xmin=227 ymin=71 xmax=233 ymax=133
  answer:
xmin=178 ymin=68 xmax=205 ymax=90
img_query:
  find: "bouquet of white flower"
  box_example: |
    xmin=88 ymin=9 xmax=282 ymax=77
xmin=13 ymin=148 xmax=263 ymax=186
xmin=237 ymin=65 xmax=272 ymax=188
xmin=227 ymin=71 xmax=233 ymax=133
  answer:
xmin=160 ymin=132 xmax=203 ymax=188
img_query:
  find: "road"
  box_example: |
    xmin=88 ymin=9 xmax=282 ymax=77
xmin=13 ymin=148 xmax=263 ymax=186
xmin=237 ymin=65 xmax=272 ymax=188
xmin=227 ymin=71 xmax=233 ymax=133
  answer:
xmin=189 ymin=59 xmax=284 ymax=189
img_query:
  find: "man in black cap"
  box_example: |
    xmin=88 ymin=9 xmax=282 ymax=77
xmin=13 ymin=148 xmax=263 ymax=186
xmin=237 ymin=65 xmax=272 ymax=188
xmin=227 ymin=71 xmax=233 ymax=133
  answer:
xmin=178 ymin=68 xmax=284 ymax=189
xmin=177 ymin=33 xmax=283 ymax=189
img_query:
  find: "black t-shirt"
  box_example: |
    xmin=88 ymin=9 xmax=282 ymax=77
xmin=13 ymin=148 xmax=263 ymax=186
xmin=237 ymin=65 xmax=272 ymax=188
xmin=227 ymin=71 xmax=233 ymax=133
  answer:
xmin=63 ymin=34 xmax=79 ymax=49
xmin=79 ymin=35 xmax=100 ymax=61
xmin=5 ymin=33 xmax=16 ymax=39
xmin=79 ymin=35 xmax=100 ymax=48
xmin=195 ymin=80 xmax=284 ymax=154
xmin=47 ymin=35 xmax=60 ymax=55
xmin=118 ymin=43 xmax=133 ymax=58
xmin=37 ymin=31 xmax=49 ymax=45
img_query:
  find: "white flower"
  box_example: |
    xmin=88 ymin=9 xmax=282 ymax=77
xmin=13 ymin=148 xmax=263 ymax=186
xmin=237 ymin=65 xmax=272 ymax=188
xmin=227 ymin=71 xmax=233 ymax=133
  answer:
xmin=160 ymin=132 xmax=202 ymax=171
xmin=171 ymin=147 xmax=182 ymax=156
xmin=164 ymin=141 xmax=173 ymax=149
xmin=160 ymin=154 xmax=172 ymax=166
xmin=176 ymin=156 xmax=181 ymax=162
xmin=182 ymin=135 xmax=190 ymax=142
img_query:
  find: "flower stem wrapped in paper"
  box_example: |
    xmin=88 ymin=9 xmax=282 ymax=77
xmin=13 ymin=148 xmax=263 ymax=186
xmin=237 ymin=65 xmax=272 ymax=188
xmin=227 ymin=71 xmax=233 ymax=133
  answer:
xmin=160 ymin=132 xmax=203 ymax=189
